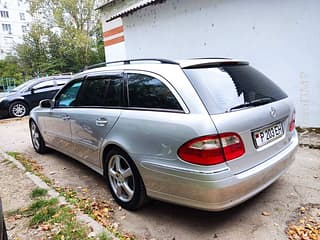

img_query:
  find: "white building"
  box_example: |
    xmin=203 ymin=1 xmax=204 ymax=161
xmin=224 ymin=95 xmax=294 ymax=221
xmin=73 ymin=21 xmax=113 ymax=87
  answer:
xmin=0 ymin=0 xmax=31 ymax=59
xmin=96 ymin=0 xmax=320 ymax=128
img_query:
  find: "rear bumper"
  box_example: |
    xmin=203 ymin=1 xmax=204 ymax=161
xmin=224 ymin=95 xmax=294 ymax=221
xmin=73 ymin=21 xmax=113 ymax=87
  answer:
xmin=143 ymin=133 xmax=299 ymax=211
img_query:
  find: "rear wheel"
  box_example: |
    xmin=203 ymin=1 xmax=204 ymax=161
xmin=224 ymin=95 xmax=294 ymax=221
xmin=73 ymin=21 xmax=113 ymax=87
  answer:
xmin=30 ymin=120 xmax=47 ymax=154
xmin=9 ymin=101 xmax=29 ymax=117
xmin=105 ymin=149 xmax=147 ymax=210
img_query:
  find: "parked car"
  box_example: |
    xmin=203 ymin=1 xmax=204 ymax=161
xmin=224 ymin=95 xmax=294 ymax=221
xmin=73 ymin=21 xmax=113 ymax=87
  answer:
xmin=0 ymin=198 xmax=7 ymax=240
xmin=29 ymin=58 xmax=298 ymax=211
xmin=0 ymin=75 xmax=71 ymax=117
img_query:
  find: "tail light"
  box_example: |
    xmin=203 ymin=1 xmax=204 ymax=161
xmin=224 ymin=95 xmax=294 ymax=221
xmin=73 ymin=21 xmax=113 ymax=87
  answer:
xmin=289 ymin=110 xmax=296 ymax=131
xmin=177 ymin=133 xmax=245 ymax=165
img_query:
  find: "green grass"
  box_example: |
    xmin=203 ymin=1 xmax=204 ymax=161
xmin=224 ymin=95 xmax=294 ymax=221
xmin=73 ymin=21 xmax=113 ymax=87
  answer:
xmin=7 ymin=151 xmax=128 ymax=239
xmin=31 ymin=188 xmax=48 ymax=198
xmin=97 ymin=232 xmax=113 ymax=240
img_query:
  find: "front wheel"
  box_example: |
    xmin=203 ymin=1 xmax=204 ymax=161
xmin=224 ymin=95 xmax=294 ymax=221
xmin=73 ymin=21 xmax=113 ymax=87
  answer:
xmin=2 ymin=219 xmax=7 ymax=240
xmin=30 ymin=120 xmax=47 ymax=154
xmin=105 ymin=149 xmax=147 ymax=210
xmin=9 ymin=101 xmax=29 ymax=117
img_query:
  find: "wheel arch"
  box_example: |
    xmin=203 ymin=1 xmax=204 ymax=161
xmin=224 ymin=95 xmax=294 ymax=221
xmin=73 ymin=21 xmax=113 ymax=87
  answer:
xmin=101 ymin=143 xmax=141 ymax=178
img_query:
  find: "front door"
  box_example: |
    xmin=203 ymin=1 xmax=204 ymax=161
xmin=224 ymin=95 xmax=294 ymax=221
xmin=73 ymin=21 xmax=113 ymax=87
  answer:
xmin=43 ymin=80 xmax=83 ymax=154
xmin=70 ymin=73 xmax=124 ymax=168
xmin=24 ymin=80 xmax=59 ymax=109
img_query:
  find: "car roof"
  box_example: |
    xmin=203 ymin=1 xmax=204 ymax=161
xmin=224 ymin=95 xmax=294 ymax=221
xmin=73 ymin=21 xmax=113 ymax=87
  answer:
xmin=78 ymin=58 xmax=249 ymax=76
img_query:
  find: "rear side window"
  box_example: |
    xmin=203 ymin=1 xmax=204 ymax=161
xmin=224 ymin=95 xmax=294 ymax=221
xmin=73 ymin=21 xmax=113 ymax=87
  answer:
xmin=184 ymin=65 xmax=287 ymax=114
xmin=127 ymin=73 xmax=182 ymax=111
xmin=77 ymin=75 xmax=122 ymax=107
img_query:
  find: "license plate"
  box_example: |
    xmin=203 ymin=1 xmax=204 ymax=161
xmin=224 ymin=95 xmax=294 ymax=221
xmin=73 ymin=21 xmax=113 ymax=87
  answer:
xmin=253 ymin=122 xmax=284 ymax=147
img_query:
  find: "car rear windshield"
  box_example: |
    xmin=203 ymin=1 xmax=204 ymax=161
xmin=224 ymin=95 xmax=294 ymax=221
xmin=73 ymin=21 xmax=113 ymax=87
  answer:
xmin=184 ymin=65 xmax=287 ymax=114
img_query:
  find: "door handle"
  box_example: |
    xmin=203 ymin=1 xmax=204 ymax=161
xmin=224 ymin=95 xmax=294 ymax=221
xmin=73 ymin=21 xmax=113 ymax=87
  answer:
xmin=96 ymin=118 xmax=108 ymax=126
xmin=62 ymin=115 xmax=70 ymax=121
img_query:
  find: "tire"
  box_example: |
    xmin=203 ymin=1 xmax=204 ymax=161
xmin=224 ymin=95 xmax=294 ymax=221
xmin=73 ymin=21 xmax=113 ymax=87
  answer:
xmin=29 ymin=120 xmax=47 ymax=154
xmin=105 ymin=148 xmax=147 ymax=210
xmin=2 ymin=219 xmax=7 ymax=240
xmin=9 ymin=101 xmax=29 ymax=117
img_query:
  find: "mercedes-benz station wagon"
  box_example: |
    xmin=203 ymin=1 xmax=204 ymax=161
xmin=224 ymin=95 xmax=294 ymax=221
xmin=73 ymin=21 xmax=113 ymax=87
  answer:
xmin=29 ymin=58 xmax=298 ymax=211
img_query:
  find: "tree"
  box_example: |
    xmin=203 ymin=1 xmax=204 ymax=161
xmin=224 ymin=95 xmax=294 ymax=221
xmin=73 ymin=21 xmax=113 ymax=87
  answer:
xmin=16 ymin=0 xmax=104 ymax=76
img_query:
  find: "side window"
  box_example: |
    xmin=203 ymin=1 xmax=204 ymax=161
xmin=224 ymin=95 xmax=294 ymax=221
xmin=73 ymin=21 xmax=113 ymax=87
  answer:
xmin=77 ymin=75 xmax=122 ymax=107
xmin=56 ymin=81 xmax=83 ymax=107
xmin=127 ymin=73 xmax=182 ymax=111
xmin=32 ymin=80 xmax=55 ymax=91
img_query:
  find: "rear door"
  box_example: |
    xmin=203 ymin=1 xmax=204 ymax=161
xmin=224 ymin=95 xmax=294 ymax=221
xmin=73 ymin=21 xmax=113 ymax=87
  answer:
xmin=184 ymin=64 xmax=295 ymax=173
xmin=69 ymin=73 xmax=123 ymax=168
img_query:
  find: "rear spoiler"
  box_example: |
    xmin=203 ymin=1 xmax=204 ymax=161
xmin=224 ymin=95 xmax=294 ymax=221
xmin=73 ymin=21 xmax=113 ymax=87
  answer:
xmin=181 ymin=61 xmax=249 ymax=69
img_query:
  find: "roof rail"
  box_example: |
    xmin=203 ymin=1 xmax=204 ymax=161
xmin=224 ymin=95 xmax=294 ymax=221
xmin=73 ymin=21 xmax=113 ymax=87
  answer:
xmin=83 ymin=58 xmax=179 ymax=70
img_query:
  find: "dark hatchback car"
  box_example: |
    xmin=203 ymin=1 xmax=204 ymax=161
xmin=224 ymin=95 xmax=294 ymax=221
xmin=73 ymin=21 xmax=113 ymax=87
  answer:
xmin=0 ymin=75 xmax=71 ymax=117
xmin=0 ymin=198 xmax=7 ymax=240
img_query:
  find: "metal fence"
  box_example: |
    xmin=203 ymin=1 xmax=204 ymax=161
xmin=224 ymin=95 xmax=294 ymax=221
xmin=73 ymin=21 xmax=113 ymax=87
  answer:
xmin=0 ymin=77 xmax=17 ymax=92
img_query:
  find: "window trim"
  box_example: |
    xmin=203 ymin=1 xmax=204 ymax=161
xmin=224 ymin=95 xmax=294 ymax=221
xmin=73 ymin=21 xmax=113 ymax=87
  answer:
xmin=124 ymin=70 xmax=189 ymax=114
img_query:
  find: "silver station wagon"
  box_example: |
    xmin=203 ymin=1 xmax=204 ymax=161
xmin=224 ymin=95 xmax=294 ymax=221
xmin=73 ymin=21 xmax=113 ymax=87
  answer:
xmin=29 ymin=58 xmax=298 ymax=211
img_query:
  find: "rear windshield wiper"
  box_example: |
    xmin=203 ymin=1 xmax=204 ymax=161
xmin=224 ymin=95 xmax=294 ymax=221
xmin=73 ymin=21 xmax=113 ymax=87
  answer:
xmin=228 ymin=97 xmax=274 ymax=112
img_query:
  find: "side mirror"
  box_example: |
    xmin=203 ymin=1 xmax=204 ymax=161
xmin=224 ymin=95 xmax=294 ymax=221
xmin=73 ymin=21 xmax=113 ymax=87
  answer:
xmin=30 ymin=88 xmax=35 ymax=94
xmin=40 ymin=99 xmax=53 ymax=108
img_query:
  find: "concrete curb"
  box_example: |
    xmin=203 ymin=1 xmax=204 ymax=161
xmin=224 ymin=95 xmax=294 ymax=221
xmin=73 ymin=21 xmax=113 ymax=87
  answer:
xmin=0 ymin=149 xmax=117 ymax=240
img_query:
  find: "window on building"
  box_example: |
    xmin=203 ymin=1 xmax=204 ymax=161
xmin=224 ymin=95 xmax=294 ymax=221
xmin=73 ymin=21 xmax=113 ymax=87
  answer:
xmin=0 ymin=10 xmax=9 ymax=18
xmin=21 ymin=25 xmax=27 ymax=32
xmin=2 ymin=23 xmax=11 ymax=33
xmin=19 ymin=12 xmax=25 ymax=20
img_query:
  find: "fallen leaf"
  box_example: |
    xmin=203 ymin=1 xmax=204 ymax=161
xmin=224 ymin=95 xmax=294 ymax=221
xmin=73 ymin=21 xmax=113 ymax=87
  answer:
xmin=262 ymin=211 xmax=271 ymax=216
xmin=40 ymin=224 xmax=51 ymax=231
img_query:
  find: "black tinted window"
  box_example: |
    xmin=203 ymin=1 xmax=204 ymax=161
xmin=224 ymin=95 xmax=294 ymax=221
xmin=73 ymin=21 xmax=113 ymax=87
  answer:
xmin=127 ymin=73 xmax=182 ymax=111
xmin=184 ymin=65 xmax=287 ymax=114
xmin=78 ymin=76 xmax=122 ymax=107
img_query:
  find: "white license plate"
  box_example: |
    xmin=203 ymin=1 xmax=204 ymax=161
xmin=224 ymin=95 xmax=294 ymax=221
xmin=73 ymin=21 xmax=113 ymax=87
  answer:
xmin=253 ymin=122 xmax=284 ymax=147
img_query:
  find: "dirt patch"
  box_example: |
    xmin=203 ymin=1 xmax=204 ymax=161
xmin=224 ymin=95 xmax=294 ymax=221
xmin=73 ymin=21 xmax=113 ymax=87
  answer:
xmin=0 ymin=154 xmax=35 ymax=212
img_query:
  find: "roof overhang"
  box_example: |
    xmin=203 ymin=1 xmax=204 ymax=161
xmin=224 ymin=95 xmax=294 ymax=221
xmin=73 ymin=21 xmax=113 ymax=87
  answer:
xmin=96 ymin=0 xmax=165 ymax=22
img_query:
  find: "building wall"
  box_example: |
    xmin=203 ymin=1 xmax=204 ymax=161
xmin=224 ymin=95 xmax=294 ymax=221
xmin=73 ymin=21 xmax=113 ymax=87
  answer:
xmin=0 ymin=0 xmax=31 ymax=59
xmin=102 ymin=0 xmax=320 ymax=127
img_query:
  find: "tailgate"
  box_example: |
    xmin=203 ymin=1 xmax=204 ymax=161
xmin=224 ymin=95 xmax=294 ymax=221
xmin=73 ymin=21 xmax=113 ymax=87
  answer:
xmin=210 ymin=98 xmax=295 ymax=174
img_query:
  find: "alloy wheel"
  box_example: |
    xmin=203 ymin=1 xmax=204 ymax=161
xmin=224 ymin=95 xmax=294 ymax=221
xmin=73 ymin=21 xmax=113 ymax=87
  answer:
xmin=12 ymin=103 xmax=26 ymax=117
xmin=30 ymin=122 xmax=40 ymax=150
xmin=108 ymin=155 xmax=135 ymax=202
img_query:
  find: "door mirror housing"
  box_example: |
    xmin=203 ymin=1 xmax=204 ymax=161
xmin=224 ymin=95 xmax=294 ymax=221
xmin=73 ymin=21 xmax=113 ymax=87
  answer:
xmin=30 ymin=88 xmax=35 ymax=94
xmin=40 ymin=99 xmax=53 ymax=108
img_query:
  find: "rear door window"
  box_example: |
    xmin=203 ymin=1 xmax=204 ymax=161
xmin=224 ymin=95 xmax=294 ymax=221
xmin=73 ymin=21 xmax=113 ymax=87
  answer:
xmin=77 ymin=74 xmax=123 ymax=107
xmin=184 ymin=65 xmax=287 ymax=114
xmin=127 ymin=73 xmax=182 ymax=111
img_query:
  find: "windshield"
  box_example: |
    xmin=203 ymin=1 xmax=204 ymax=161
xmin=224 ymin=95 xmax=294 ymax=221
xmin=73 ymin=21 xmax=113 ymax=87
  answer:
xmin=11 ymin=79 xmax=34 ymax=92
xmin=184 ymin=65 xmax=287 ymax=114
